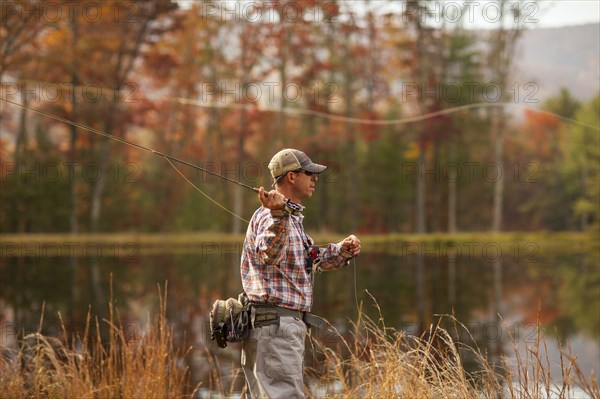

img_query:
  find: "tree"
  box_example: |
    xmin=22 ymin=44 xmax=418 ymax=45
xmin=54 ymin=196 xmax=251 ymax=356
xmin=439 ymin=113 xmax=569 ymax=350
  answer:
xmin=36 ymin=0 xmax=177 ymax=310
xmin=0 ymin=0 xmax=50 ymax=169
xmin=543 ymin=87 xmax=581 ymax=119
xmin=486 ymin=0 xmax=530 ymax=232
xmin=563 ymin=95 xmax=600 ymax=231
xmin=84 ymin=0 xmax=176 ymax=234
xmin=0 ymin=0 xmax=47 ymax=82
xmin=403 ymin=0 xmax=433 ymax=234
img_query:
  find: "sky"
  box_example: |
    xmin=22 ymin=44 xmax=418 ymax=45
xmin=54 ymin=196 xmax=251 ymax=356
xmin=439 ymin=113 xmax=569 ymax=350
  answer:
xmin=366 ymin=0 xmax=600 ymax=30
xmin=509 ymin=0 xmax=600 ymax=28
xmin=177 ymin=0 xmax=600 ymax=29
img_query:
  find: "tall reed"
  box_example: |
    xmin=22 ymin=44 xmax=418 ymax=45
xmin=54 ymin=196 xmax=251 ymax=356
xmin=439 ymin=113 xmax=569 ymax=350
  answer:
xmin=0 ymin=284 xmax=192 ymax=399
xmin=1 ymin=291 xmax=597 ymax=398
xmin=305 ymin=299 xmax=599 ymax=399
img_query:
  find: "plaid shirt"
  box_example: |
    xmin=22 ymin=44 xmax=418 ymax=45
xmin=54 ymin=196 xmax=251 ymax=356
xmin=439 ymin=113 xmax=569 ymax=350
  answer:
xmin=241 ymin=206 xmax=353 ymax=312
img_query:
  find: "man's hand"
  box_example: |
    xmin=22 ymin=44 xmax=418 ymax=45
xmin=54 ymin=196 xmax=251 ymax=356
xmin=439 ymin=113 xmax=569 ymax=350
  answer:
xmin=258 ymin=187 xmax=286 ymax=211
xmin=341 ymin=235 xmax=361 ymax=257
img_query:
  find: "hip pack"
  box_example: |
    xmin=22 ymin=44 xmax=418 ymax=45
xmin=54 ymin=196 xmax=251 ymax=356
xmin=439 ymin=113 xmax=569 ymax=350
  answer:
xmin=209 ymin=293 xmax=250 ymax=348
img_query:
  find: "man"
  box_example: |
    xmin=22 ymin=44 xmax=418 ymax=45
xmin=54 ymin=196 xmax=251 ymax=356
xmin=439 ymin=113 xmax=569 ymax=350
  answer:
xmin=240 ymin=148 xmax=361 ymax=398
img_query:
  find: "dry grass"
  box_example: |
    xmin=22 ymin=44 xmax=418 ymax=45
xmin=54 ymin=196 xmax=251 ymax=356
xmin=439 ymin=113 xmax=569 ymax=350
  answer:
xmin=306 ymin=298 xmax=599 ymax=399
xmin=0 ymin=284 xmax=192 ymax=399
xmin=1 ymin=291 xmax=598 ymax=399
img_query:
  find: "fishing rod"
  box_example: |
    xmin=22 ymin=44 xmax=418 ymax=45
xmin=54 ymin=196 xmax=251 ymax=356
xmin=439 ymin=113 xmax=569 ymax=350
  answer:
xmin=3 ymin=97 xmax=359 ymax=308
xmin=1 ymin=98 xmax=280 ymax=202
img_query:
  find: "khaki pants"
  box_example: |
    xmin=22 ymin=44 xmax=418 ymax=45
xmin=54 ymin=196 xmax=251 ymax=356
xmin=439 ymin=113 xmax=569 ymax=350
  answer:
xmin=241 ymin=315 xmax=307 ymax=399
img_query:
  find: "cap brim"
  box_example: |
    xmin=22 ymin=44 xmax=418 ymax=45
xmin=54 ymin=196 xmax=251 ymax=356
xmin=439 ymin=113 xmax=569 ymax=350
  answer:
xmin=303 ymin=163 xmax=327 ymax=174
xmin=271 ymin=162 xmax=327 ymax=186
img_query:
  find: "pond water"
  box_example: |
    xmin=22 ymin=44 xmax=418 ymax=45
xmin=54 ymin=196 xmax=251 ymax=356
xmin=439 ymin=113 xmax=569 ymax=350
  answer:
xmin=1 ymin=238 xmax=598 ymax=393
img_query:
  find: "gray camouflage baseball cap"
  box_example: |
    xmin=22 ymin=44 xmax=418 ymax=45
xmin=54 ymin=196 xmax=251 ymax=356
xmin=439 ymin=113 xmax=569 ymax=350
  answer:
xmin=268 ymin=148 xmax=326 ymax=183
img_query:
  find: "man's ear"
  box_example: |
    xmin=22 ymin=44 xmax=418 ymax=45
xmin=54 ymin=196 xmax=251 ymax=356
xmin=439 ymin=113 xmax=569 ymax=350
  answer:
xmin=286 ymin=171 xmax=297 ymax=184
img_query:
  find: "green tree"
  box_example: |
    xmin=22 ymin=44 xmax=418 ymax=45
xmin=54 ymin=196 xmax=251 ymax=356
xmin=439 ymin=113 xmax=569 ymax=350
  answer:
xmin=542 ymin=87 xmax=581 ymax=120
xmin=563 ymin=94 xmax=600 ymax=230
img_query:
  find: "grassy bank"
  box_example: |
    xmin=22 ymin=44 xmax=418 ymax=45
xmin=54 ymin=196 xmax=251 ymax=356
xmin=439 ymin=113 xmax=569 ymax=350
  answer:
xmin=1 ymin=231 xmax=597 ymax=255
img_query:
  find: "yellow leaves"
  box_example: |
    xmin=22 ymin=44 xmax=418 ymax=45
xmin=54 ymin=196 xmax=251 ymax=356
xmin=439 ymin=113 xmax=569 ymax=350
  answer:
xmin=404 ymin=141 xmax=420 ymax=160
xmin=40 ymin=27 xmax=69 ymax=49
xmin=573 ymin=198 xmax=596 ymax=216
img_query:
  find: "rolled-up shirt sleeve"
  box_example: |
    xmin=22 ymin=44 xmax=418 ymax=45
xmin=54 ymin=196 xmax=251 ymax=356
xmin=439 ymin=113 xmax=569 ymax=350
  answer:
xmin=317 ymin=241 xmax=354 ymax=271
xmin=254 ymin=209 xmax=289 ymax=265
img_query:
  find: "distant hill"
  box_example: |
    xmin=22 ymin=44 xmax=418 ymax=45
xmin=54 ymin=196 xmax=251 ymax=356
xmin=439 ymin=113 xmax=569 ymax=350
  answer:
xmin=515 ymin=23 xmax=599 ymax=102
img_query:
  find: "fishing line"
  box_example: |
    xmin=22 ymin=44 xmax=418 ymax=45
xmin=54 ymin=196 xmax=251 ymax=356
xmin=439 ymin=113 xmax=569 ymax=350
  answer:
xmin=315 ymin=243 xmax=362 ymax=312
xmin=353 ymin=257 xmax=360 ymax=312
xmin=2 ymin=98 xmax=150 ymax=153
xmin=4 ymin=79 xmax=599 ymax=130
xmin=163 ymin=157 xmax=249 ymax=224
xmin=166 ymin=96 xmax=600 ymax=130
xmin=4 ymin=96 xmax=364 ymax=309
xmin=1 ymin=98 xmax=257 ymax=220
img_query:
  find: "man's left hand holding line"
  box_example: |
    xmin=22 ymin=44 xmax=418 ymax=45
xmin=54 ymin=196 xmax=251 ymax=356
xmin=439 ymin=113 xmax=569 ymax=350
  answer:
xmin=341 ymin=235 xmax=362 ymax=257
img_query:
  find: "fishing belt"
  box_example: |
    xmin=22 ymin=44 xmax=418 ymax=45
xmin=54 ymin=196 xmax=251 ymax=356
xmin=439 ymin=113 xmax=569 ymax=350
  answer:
xmin=250 ymin=302 xmax=332 ymax=332
xmin=210 ymin=295 xmax=332 ymax=348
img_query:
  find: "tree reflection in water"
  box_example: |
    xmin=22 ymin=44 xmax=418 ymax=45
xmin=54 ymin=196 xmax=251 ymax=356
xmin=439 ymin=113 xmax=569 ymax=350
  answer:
xmin=1 ymin=243 xmax=598 ymax=388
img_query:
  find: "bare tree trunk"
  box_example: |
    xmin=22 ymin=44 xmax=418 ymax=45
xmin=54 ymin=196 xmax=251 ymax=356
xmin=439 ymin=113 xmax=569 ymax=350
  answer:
xmin=448 ymin=256 xmax=456 ymax=306
xmin=447 ymin=141 xmax=457 ymax=233
xmin=416 ymin=251 xmax=426 ymax=333
xmin=316 ymin=16 xmax=338 ymax=233
xmin=89 ymin=131 xmax=111 ymax=232
xmin=488 ymin=0 xmax=525 ymax=232
xmin=491 ymin=107 xmax=505 ymax=232
xmin=88 ymin=139 xmax=110 ymax=310
xmin=69 ymin=120 xmax=78 ymax=233
xmin=580 ymin=165 xmax=588 ymax=231
xmin=69 ymin=16 xmax=80 ymax=322
xmin=275 ymin=24 xmax=291 ymax=151
xmin=232 ymin=108 xmax=246 ymax=234
xmin=14 ymin=92 xmax=28 ymax=167
xmin=231 ymin=16 xmax=260 ymax=234
xmin=87 ymin=109 xmax=116 ymax=311
xmin=343 ymin=31 xmax=358 ymax=231
xmin=13 ymin=93 xmax=28 ymax=233
xmin=207 ymin=58 xmax=223 ymax=155
xmin=416 ymin=147 xmax=427 ymax=233
xmin=413 ymin=2 xmax=429 ymax=234
xmin=69 ymin=17 xmax=79 ymax=236
xmin=432 ymin=142 xmax=441 ymax=232
xmin=231 ymin=187 xmax=244 ymax=234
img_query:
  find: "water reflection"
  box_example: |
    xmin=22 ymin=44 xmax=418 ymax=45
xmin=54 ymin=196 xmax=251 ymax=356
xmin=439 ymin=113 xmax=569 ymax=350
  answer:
xmin=1 ymin=243 xmax=598 ymax=389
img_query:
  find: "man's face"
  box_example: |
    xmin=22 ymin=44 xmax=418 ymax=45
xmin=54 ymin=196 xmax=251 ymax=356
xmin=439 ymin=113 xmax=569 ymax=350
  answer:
xmin=292 ymin=170 xmax=318 ymax=200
